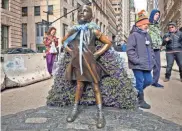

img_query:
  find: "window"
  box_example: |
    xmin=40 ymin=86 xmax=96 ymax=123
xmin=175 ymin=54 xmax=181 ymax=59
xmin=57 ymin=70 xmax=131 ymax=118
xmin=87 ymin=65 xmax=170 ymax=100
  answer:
xmin=22 ymin=23 xmax=27 ymax=47
xmin=103 ymin=25 xmax=105 ymax=33
xmin=36 ymin=25 xmax=40 ymax=37
xmin=72 ymin=13 xmax=74 ymax=21
xmin=72 ymin=0 xmax=74 ymax=6
xmin=41 ymin=25 xmax=44 ymax=36
xmin=100 ymin=22 xmax=102 ymax=32
xmin=36 ymin=24 xmax=47 ymax=44
xmin=34 ymin=6 xmax=40 ymax=16
xmin=22 ymin=7 xmax=28 ymax=16
xmin=77 ymin=3 xmax=81 ymax=8
xmin=63 ymin=8 xmax=67 ymax=18
xmin=63 ymin=24 xmax=68 ymax=37
xmin=1 ymin=25 xmax=9 ymax=50
xmin=96 ymin=19 xmax=98 ymax=24
xmin=48 ymin=5 xmax=53 ymax=15
xmin=2 ymin=0 xmax=9 ymax=9
xmin=36 ymin=24 xmax=45 ymax=37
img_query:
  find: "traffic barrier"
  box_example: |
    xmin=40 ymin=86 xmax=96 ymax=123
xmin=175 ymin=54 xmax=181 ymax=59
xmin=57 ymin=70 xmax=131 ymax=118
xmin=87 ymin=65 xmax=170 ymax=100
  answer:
xmin=117 ymin=51 xmax=179 ymax=72
xmin=1 ymin=62 xmax=6 ymax=90
xmin=1 ymin=53 xmax=51 ymax=89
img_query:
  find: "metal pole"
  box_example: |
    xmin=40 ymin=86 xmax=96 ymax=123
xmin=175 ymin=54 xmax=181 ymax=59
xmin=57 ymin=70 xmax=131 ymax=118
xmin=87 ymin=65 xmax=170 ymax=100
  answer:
xmin=46 ymin=0 xmax=49 ymax=31
xmin=49 ymin=1 xmax=91 ymax=26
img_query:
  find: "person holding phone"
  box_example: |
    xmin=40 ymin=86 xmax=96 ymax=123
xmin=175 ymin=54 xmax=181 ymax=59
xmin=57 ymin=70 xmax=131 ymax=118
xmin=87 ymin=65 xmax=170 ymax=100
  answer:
xmin=161 ymin=22 xmax=182 ymax=82
xmin=43 ymin=27 xmax=59 ymax=76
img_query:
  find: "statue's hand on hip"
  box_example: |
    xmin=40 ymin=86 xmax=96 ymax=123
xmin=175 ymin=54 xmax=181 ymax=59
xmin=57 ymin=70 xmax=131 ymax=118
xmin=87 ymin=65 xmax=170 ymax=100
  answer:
xmin=93 ymin=54 xmax=99 ymax=60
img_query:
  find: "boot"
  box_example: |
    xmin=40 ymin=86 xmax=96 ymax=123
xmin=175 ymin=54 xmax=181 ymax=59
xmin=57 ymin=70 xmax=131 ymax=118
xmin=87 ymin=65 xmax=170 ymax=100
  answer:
xmin=66 ymin=103 xmax=79 ymax=122
xmin=96 ymin=104 xmax=105 ymax=129
xmin=138 ymin=93 xmax=151 ymax=109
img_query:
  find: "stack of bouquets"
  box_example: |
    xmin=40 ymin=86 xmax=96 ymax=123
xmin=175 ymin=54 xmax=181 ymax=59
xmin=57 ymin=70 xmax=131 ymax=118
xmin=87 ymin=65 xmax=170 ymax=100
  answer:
xmin=47 ymin=42 xmax=138 ymax=109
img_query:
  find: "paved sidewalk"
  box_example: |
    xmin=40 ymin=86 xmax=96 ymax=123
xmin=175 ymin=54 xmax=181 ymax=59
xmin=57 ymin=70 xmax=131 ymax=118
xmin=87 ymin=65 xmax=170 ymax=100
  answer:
xmin=1 ymin=106 xmax=182 ymax=131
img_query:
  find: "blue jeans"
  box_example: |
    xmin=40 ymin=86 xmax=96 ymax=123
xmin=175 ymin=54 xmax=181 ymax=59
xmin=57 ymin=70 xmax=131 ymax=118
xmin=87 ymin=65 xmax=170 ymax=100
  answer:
xmin=133 ymin=69 xmax=152 ymax=94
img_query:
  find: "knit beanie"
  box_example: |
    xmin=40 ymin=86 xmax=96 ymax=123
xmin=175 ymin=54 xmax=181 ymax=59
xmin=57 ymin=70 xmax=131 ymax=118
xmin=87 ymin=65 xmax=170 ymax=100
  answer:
xmin=167 ymin=21 xmax=177 ymax=27
xmin=136 ymin=10 xmax=150 ymax=27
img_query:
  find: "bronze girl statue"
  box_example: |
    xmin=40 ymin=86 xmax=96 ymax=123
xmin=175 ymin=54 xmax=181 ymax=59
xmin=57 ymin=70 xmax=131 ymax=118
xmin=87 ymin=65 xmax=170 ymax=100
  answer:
xmin=61 ymin=5 xmax=112 ymax=128
xmin=47 ymin=4 xmax=138 ymax=129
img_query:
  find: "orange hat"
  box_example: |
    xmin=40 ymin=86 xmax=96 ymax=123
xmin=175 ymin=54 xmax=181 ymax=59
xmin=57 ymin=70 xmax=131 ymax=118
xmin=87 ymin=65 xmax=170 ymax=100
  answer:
xmin=136 ymin=10 xmax=150 ymax=27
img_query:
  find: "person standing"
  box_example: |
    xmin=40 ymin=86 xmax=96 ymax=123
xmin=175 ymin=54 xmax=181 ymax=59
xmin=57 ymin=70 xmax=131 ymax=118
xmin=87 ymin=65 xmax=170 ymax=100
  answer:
xmin=161 ymin=22 xmax=182 ymax=82
xmin=127 ymin=10 xmax=155 ymax=109
xmin=121 ymin=40 xmax=127 ymax=52
xmin=43 ymin=27 xmax=59 ymax=76
xmin=148 ymin=9 xmax=164 ymax=88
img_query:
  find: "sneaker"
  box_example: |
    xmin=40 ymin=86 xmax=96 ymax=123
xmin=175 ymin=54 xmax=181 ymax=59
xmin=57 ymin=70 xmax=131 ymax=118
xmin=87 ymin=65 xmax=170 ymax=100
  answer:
xmin=152 ymin=83 xmax=164 ymax=88
xmin=163 ymin=78 xmax=169 ymax=82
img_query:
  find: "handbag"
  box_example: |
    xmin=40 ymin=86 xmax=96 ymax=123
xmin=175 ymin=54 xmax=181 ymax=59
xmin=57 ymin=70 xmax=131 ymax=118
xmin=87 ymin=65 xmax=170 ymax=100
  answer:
xmin=50 ymin=41 xmax=57 ymax=54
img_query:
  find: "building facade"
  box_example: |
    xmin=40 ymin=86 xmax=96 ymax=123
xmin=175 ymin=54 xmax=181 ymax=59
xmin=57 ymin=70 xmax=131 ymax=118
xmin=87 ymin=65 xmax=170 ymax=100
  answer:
xmin=130 ymin=0 xmax=135 ymax=31
xmin=21 ymin=0 xmax=114 ymax=51
xmin=106 ymin=0 xmax=117 ymax=41
xmin=21 ymin=0 xmax=86 ymax=51
xmin=91 ymin=0 xmax=109 ymax=37
xmin=111 ymin=0 xmax=122 ymax=43
xmin=147 ymin=0 xmax=159 ymax=13
xmin=158 ymin=0 xmax=182 ymax=34
xmin=1 ymin=0 xmax=22 ymax=50
xmin=121 ymin=0 xmax=130 ymax=40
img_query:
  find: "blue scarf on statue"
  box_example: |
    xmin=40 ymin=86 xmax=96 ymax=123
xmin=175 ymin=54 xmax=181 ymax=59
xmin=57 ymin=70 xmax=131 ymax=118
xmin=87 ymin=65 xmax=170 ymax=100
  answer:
xmin=63 ymin=22 xmax=100 ymax=75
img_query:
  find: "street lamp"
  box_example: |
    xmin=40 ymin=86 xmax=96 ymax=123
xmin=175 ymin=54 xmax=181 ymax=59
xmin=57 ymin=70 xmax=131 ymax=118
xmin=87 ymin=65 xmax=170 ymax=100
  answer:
xmin=43 ymin=0 xmax=49 ymax=31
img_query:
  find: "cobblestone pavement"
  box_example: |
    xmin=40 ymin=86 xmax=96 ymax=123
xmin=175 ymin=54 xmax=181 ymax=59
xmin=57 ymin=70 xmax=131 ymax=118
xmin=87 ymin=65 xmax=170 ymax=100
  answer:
xmin=1 ymin=106 xmax=182 ymax=131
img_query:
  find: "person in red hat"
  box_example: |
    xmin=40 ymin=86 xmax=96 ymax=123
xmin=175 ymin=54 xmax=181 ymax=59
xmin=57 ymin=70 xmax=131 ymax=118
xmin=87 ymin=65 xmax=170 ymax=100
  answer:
xmin=127 ymin=10 xmax=155 ymax=109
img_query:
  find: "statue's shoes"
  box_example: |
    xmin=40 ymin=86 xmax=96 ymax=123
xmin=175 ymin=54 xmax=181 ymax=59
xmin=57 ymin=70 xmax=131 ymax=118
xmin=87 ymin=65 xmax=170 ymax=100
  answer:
xmin=66 ymin=108 xmax=78 ymax=122
xmin=96 ymin=112 xmax=106 ymax=129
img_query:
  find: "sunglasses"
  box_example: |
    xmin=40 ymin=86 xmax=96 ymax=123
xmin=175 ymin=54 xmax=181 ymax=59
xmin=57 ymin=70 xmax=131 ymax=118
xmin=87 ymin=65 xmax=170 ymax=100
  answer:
xmin=168 ymin=26 xmax=175 ymax=29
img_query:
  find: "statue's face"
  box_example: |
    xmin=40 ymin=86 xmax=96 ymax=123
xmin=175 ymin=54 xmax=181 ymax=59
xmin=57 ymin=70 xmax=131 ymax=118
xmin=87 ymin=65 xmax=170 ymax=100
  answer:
xmin=77 ymin=5 xmax=92 ymax=24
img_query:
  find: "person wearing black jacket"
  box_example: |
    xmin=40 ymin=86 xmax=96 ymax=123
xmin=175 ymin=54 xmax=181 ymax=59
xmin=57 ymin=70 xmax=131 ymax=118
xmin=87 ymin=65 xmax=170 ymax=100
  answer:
xmin=161 ymin=22 xmax=182 ymax=82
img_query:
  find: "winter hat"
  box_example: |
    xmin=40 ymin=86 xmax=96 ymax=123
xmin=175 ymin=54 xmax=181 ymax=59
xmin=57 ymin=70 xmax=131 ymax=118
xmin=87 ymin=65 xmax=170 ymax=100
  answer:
xmin=168 ymin=21 xmax=177 ymax=27
xmin=136 ymin=10 xmax=150 ymax=27
xmin=149 ymin=9 xmax=160 ymax=23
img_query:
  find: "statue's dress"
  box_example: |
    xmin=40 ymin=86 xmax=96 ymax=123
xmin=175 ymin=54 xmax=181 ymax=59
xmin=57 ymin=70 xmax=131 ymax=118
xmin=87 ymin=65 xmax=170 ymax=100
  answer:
xmin=65 ymin=29 xmax=107 ymax=83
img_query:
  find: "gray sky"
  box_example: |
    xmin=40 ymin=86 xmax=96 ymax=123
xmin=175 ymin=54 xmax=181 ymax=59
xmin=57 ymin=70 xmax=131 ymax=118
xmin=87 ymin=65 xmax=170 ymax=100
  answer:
xmin=134 ymin=0 xmax=147 ymax=12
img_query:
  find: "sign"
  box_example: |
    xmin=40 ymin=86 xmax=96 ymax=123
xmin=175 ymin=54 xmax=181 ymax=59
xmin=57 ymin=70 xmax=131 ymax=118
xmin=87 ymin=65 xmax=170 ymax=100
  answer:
xmin=41 ymin=19 xmax=52 ymax=25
